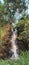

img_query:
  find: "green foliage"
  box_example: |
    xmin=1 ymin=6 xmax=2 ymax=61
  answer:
xmin=0 ymin=51 xmax=29 ymax=65
xmin=0 ymin=0 xmax=29 ymax=61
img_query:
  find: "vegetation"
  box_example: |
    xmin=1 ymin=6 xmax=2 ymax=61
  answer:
xmin=0 ymin=0 xmax=29 ymax=63
xmin=0 ymin=51 xmax=29 ymax=65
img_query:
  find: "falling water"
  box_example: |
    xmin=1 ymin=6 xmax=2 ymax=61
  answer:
xmin=11 ymin=29 xmax=18 ymax=59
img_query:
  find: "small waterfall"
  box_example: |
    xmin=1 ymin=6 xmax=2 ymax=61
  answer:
xmin=11 ymin=29 xmax=18 ymax=59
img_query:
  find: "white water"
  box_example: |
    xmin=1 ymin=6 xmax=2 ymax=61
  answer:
xmin=11 ymin=29 xmax=18 ymax=59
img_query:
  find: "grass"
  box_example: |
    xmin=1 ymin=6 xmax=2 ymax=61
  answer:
xmin=0 ymin=51 xmax=29 ymax=65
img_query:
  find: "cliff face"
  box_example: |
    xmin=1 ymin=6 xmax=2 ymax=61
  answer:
xmin=0 ymin=22 xmax=29 ymax=59
xmin=0 ymin=23 xmax=12 ymax=59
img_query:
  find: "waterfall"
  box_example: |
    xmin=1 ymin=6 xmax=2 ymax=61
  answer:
xmin=11 ymin=29 xmax=18 ymax=59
